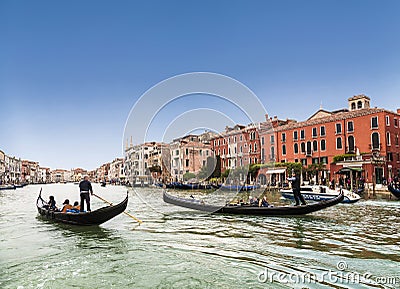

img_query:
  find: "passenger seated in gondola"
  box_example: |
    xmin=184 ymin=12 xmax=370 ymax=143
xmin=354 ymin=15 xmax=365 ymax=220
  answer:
xmin=61 ymin=199 xmax=73 ymax=213
xmin=249 ymin=196 xmax=259 ymax=206
xmin=72 ymin=201 xmax=80 ymax=211
xmin=44 ymin=196 xmax=57 ymax=210
xmin=66 ymin=201 xmax=81 ymax=213
xmin=259 ymin=196 xmax=270 ymax=207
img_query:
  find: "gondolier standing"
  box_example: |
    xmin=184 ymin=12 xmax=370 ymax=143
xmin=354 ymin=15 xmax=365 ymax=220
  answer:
xmin=79 ymin=175 xmax=93 ymax=212
xmin=287 ymin=170 xmax=307 ymax=206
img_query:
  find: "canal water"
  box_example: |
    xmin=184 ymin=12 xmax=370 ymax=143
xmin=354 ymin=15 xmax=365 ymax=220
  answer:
xmin=0 ymin=184 xmax=399 ymax=288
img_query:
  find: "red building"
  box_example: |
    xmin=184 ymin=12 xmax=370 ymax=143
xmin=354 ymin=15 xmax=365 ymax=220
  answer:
xmin=270 ymin=95 xmax=400 ymax=186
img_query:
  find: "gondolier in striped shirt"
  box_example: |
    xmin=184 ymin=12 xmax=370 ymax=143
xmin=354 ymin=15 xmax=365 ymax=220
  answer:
xmin=79 ymin=175 xmax=93 ymax=212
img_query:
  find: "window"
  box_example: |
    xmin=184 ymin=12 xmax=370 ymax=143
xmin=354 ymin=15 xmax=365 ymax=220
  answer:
xmin=387 ymin=132 xmax=391 ymax=146
xmin=336 ymin=123 xmax=342 ymax=134
xmin=313 ymin=140 xmax=318 ymax=152
xmin=387 ymin=152 xmax=393 ymax=161
xmin=320 ymin=126 xmax=326 ymax=136
xmin=240 ymin=135 xmax=243 ymax=141
xmin=301 ymin=159 xmax=307 ymax=166
xmin=348 ymin=136 xmax=355 ymax=152
xmin=185 ymin=159 xmax=189 ymax=167
xmin=240 ymin=146 xmax=243 ymax=153
xmin=234 ymin=136 xmax=237 ymax=143
xmin=234 ymin=147 xmax=237 ymax=154
xmin=396 ymin=134 xmax=399 ymax=146
xmin=294 ymin=143 xmax=299 ymax=154
xmin=223 ymin=148 xmax=226 ymax=155
xmin=228 ymin=148 xmax=231 ymax=155
xmin=300 ymin=142 xmax=305 ymax=153
xmin=176 ymin=150 xmax=179 ymax=156
xmin=312 ymin=158 xmax=319 ymax=164
xmin=249 ymin=144 xmax=252 ymax=152
xmin=321 ymin=139 xmax=326 ymax=151
xmin=282 ymin=144 xmax=286 ymax=155
xmin=351 ymin=102 xmax=356 ymax=110
xmin=357 ymin=101 xmax=362 ymax=109
xmin=261 ymin=148 xmax=265 ymax=161
xmin=223 ymin=139 xmax=226 ymax=145
xmin=261 ymin=137 xmax=264 ymax=145
xmin=218 ymin=140 xmax=220 ymax=146
xmin=300 ymin=130 xmax=305 ymax=140
xmin=395 ymin=118 xmax=398 ymax=127
xmin=293 ymin=131 xmax=298 ymax=141
xmin=306 ymin=141 xmax=312 ymax=155
xmin=282 ymin=133 xmax=286 ymax=142
xmin=185 ymin=148 xmax=189 ymax=155
xmin=320 ymin=157 xmax=328 ymax=164
xmin=371 ymin=116 xmax=378 ymax=129
xmin=386 ymin=115 xmax=390 ymax=126
xmin=214 ymin=140 xmax=216 ymax=146
xmin=270 ymin=147 xmax=275 ymax=159
xmin=270 ymin=135 xmax=275 ymax=144
xmin=372 ymin=132 xmax=380 ymax=149
xmin=199 ymin=149 xmax=202 ymax=156
xmin=336 ymin=137 xmax=343 ymax=149
xmin=347 ymin=121 xmax=354 ymax=132
xmin=312 ymin=127 xmax=317 ymax=138
xmin=254 ymin=143 xmax=257 ymax=152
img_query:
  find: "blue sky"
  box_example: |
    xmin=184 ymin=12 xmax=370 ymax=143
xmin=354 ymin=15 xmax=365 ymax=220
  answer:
xmin=1 ymin=0 xmax=399 ymax=170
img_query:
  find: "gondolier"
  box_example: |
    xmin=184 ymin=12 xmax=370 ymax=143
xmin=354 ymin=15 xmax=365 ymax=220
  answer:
xmin=287 ymin=171 xmax=307 ymax=206
xmin=79 ymin=175 xmax=93 ymax=212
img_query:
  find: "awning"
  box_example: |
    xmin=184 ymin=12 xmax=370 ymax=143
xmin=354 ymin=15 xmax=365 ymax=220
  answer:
xmin=336 ymin=167 xmax=363 ymax=174
xmin=265 ymin=168 xmax=286 ymax=174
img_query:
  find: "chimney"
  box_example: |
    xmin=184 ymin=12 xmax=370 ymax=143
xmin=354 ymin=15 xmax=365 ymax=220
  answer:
xmin=397 ymin=108 xmax=400 ymax=115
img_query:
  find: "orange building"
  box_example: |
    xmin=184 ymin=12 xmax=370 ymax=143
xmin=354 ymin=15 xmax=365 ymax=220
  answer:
xmin=269 ymin=95 xmax=400 ymax=186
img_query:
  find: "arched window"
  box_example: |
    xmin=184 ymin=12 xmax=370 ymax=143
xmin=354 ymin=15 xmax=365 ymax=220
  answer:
xmin=336 ymin=137 xmax=343 ymax=149
xmin=372 ymin=132 xmax=380 ymax=149
xmin=306 ymin=141 xmax=312 ymax=155
xmin=254 ymin=143 xmax=257 ymax=152
xmin=282 ymin=144 xmax=286 ymax=155
xmin=313 ymin=140 xmax=318 ymax=152
xmin=301 ymin=142 xmax=305 ymax=153
xmin=348 ymin=136 xmax=355 ymax=152
xmin=387 ymin=132 xmax=391 ymax=145
xmin=351 ymin=102 xmax=356 ymax=110
xmin=321 ymin=139 xmax=326 ymax=151
xmin=294 ymin=143 xmax=299 ymax=154
xmin=357 ymin=101 xmax=362 ymax=109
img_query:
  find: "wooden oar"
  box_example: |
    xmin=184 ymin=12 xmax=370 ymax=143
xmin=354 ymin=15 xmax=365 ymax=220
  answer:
xmin=92 ymin=193 xmax=143 ymax=224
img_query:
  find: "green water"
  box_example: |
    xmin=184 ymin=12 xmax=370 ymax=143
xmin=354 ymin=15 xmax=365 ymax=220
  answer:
xmin=0 ymin=184 xmax=399 ymax=288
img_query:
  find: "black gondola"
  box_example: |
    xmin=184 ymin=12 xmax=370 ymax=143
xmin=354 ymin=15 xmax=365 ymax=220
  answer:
xmin=388 ymin=184 xmax=400 ymax=199
xmin=37 ymin=191 xmax=128 ymax=225
xmin=163 ymin=190 xmax=344 ymax=216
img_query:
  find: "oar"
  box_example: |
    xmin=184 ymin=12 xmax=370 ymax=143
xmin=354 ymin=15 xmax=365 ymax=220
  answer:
xmin=92 ymin=193 xmax=143 ymax=224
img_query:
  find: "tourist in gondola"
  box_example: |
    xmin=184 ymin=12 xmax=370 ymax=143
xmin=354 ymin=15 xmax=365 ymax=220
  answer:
xmin=259 ymin=196 xmax=270 ymax=207
xmin=46 ymin=195 xmax=57 ymax=210
xmin=287 ymin=171 xmax=307 ymax=206
xmin=61 ymin=199 xmax=73 ymax=213
xmin=79 ymin=175 xmax=93 ymax=212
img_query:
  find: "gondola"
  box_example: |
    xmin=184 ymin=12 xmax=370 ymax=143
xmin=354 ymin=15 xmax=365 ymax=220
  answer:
xmin=0 ymin=184 xmax=16 ymax=190
xmin=388 ymin=184 xmax=400 ymax=199
xmin=163 ymin=190 xmax=344 ymax=216
xmin=37 ymin=191 xmax=128 ymax=225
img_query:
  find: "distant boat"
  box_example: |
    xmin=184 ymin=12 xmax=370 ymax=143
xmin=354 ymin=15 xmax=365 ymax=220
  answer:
xmin=280 ymin=185 xmax=361 ymax=204
xmin=163 ymin=190 xmax=344 ymax=216
xmin=163 ymin=182 xmax=217 ymax=190
xmin=0 ymin=184 xmax=16 ymax=190
xmin=388 ymin=184 xmax=400 ymax=199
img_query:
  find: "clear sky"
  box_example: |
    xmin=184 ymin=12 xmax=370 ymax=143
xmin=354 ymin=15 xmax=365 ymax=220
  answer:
xmin=1 ymin=0 xmax=399 ymax=170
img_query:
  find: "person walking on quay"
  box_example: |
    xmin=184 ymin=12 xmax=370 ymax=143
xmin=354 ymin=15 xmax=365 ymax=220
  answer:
xmin=287 ymin=171 xmax=307 ymax=206
xmin=79 ymin=175 xmax=93 ymax=212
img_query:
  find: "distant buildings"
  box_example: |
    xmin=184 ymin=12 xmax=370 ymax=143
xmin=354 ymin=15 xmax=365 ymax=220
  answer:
xmin=1 ymin=94 xmax=398 ymax=188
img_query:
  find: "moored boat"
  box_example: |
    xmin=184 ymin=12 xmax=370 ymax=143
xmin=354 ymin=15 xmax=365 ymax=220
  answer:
xmin=219 ymin=184 xmax=261 ymax=192
xmin=388 ymin=183 xmax=400 ymax=199
xmin=37 ymin=191 xmax=128 ymax=225
xmin=0 ymin=184 xmax=16 ymax=190
xmin=280 ymin=185 xmax=360 ymax=204
xmin=163 ymin=190 xmax=344 ymax=216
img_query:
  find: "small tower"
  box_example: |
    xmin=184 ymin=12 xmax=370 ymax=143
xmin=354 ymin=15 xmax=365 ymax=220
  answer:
xmin=348 ymin=94 xmax=370 ymax=111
